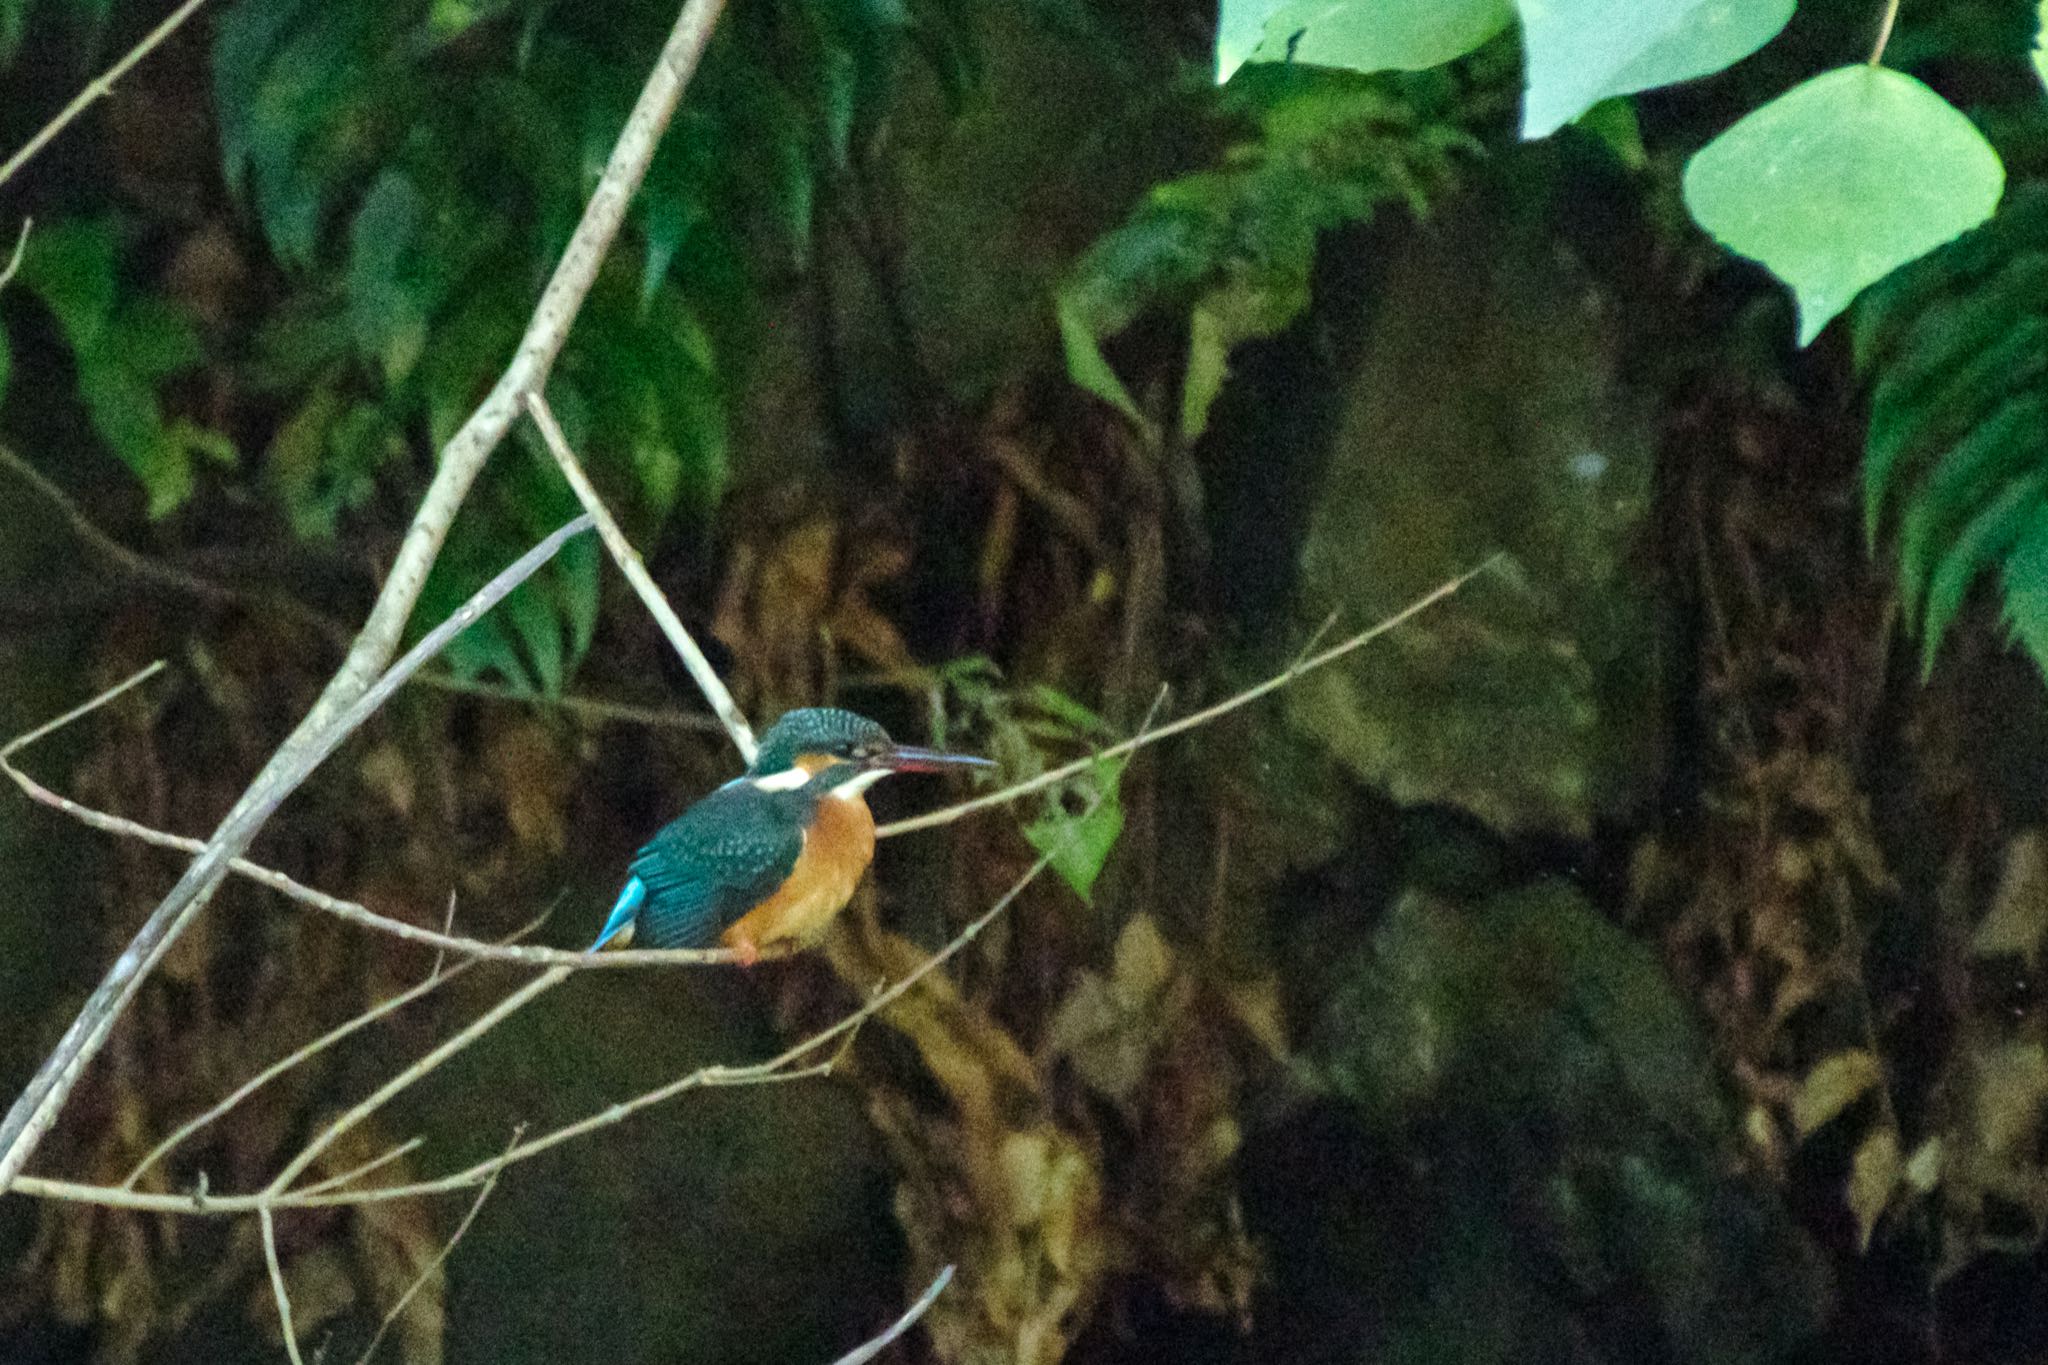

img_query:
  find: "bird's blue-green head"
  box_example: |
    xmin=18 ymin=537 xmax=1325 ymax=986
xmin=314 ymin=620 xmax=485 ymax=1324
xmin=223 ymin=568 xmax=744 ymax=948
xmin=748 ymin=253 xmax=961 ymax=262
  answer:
xmin=748 ymin=707 xmax=993 ymax=784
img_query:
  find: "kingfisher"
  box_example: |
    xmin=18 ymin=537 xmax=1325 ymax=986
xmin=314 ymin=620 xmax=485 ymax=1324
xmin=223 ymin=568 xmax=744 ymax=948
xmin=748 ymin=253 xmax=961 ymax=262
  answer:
xmin=590 ymin=708 xmax=993 ymax=964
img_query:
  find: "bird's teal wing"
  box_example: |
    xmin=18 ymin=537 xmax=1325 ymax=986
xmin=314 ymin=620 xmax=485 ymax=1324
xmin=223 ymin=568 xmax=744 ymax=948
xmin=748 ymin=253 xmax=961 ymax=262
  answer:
xmin=609 ymin=784 xmax=807 ymax=950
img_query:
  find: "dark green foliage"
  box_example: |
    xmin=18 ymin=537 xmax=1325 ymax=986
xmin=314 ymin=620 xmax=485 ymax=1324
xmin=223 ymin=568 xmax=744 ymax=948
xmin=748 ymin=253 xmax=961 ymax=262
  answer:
xmin=1856 ymin=185 xmax=2048 ymax=678
xmin=1058 ymin=64 xmax=1473 ymax=441
xmin=1 ymin=0 xmax=971 ymax=693
xmin=12 ymin=220 xmax=234 ymax=518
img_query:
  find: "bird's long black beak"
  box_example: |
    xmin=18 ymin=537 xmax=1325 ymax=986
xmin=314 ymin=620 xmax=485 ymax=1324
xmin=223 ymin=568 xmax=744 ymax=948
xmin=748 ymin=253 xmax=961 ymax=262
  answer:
xmin=880 ymin=744 xmax=996 ymax=774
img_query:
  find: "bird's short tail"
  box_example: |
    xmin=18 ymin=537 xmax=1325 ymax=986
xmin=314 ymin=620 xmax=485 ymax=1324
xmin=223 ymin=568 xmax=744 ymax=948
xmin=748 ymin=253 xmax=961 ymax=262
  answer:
xmin=589 ymin=876 xmax=646 ymax=952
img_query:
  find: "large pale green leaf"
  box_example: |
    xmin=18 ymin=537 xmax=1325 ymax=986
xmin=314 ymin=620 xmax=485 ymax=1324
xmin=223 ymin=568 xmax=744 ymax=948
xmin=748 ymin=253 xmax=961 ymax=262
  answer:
xmin=1684 ymin=66 xmax=2005 ymax=345
xmin=1216 ymin=0 xmax=1289 ymax=82
xmin=1516 ymin=0 xmax=1792 ymax=138
xmin=1248 ymin=0 xmax=1511 ymax=75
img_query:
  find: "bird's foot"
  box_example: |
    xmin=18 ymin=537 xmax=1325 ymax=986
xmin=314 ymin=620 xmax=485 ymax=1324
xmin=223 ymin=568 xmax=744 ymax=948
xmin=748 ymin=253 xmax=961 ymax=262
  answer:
xmin=731 ymin=937 xmax=761 ymax=968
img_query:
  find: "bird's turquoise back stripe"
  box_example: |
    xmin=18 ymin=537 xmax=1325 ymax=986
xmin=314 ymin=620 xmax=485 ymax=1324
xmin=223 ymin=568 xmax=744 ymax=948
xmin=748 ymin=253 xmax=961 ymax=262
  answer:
xmin=589 ymin=875 xmax=646 ymax=951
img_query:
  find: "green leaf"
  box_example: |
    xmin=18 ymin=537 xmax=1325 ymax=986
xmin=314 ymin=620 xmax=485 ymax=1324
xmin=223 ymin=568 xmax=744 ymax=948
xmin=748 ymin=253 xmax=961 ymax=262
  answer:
xmin=1848 ymin=1126 xmax=1900 ymax=1252
xmin=1516 ymin=0 xmax=1792 ymax=139
xmin=2036 ymin=0 xmax=2048 ymax=93
xmin=1182 ymin=274 xmax=1307 ymax=442
xmin=556 ymin=534 xmax=601 ymax=666
xmin=1865 ymin=286 xmax=2048 ymax=538
xmin=1025 ymin=748 xmax=1131 ymax=904
xmin=1897 ymin=393 xmax=2048 ymax=624
xmin=77 ymin=357 xmax=192 ymax=518
xmin=1684 ymin=66 xmax=2005 ymax=346
xmin=213 ymin=0 xmax=322 ymax=192
xmin=1248 ymin=0 xmax=1511 ymax=76
xmin=1057 ymin=293 xmax=1149 ymax=430
xmin=1793 ymin=1049 xmax=1882 ymax=1137
xmin=638 ymin=154 xmax=701 ymax=311
xmin=106 ymin=298 xmax=204 ymax=378
xmin=503 ymin=581 xmax=566 ymax=698
xmin=0 ymin=0 xmax=27 ymax=66
xmin=444 ymin=614 xmax=533 ymax=692
xmin=348 ymin=171 xmax=428 ymax=382
xmin=19 ymin=218 xmax=117 ymax=350
xmin=1575 ymin=97 xmax=1646 ymax=170
xmin=1025 ymin=684 xmax=1111 ymax=738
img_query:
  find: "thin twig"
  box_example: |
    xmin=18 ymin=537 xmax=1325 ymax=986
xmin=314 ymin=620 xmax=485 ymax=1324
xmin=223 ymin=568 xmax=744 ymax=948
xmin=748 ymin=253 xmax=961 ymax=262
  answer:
xmin=408 ymin=671 xmax=724 ymax=732
xmin=877 ymin=554 xmax=1501 ymax=838
xmin=0 ymin=660 xmax=167 ymax=761
xmin=0 ymin=218 xmax=30 ymax=291
xmin=15 ymin=700 xmax=1156 ymax=1219
xmin=0 ymin=441 xmax=353 ymax=643
xmin=264 ymin=969 xmax=571 ymax=1199
xmin=260 ymin=1206 xmax=308 ymax=1365
xmin=524 ymin=391 xmax=757 ymax=762
xmin=0 ymin=0 xmax=211 ymax=189
xmin=292 ymin=1139 xmax=425 ymax=1198
xmin=352 ymin=1128 xmax=522 ymax=1365
xmin=829 ymin=1265 xmax=955 ymax=1365
xmin=0 ymin=514 xmax=597 ymax=1177
xmin=120 ymin=910 xmax=547 ymax=1190
xmin=1868 ymin=0 xmax=1902 ymax=65
xmin=7 ymin=565 xmax=1488 ymax=978
xmin=0 ymin=0 xmax=731 ymax=1193
xmin=1 ymin=700 xmax=739 ymax=962
xmin=11 ymin=817 xmax=1073 ymax=1214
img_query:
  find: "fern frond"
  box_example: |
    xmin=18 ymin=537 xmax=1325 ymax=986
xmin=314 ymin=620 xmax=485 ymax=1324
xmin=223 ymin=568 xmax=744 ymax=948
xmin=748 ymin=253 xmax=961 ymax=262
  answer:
xmin=1923 ymin=474 xmax=2048 ymax=676
xmin=1855 ymin=184 xmax=2048 ymax=681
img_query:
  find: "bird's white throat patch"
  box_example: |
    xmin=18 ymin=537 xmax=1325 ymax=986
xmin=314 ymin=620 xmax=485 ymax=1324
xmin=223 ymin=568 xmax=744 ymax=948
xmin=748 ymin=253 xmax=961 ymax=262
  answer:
xmin=828 ymin=768 xmax=889 ymax=799
xmin=751 ymin=766 xmax=813 ymax=792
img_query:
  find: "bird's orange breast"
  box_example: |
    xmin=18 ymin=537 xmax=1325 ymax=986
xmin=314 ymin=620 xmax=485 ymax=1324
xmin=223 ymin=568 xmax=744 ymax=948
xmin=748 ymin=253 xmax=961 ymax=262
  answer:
xmin=720 ymin=793 xmax=877 ymax=956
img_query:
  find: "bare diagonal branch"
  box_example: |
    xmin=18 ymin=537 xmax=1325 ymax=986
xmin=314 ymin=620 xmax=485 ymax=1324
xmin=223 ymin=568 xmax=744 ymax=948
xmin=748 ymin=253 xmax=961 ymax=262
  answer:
xmin=0 ymin=0 xmax=730 ymax=1192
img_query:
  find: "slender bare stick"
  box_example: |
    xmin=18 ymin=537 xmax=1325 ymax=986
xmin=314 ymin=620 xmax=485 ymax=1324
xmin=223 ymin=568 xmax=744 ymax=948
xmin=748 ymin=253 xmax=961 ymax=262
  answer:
xmin=524 ymin=391 xmax=757 ymax=762
xmin=260 ymin=1206 xmax=309 ymax=1365
xmin=829 ymin=1264 xmax=955 ymax=1365
xmin=1868 ymin=0 xmax=1902 ymax=65
xmin=12 ymin=699 xmax=1152 ymax=1219
xmin=293 ymin=1139 xmax=425 ymax=1198
xmin=0 ymin=661 xmax=166 ymax=762
xmin=0 ymin=0 xmax=211 ymax=189
xmin=2 ymin=748 xmax=739 ymax=965
xmin=0 ymin=0 xmax=730 ymax=1193
xmin=263 ymin=969 xmax=571 ymax=1199
xmin=877 ymin=554 xmax=1501 ymax=837
xmin=408 ymin=672 xmax=723 ymax=732
xmin=9 ymin=815 xmax=1073 ymax=1215
xmin=120 ymin=910 xmax=547 ymax=1190
xmin=9 ymin=566 xmax=1479 ymax=976
xmin=0 ymin=441 xmax=352 ymax=643
xmin=0 ymin=217 xmax=30 ymax=290
xmin=351 ymin=1128 xmax=522 ymax=1365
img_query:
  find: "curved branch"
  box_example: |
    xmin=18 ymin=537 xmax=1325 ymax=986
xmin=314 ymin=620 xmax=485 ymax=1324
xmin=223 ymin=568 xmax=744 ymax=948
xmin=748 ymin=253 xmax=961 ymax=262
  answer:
xmin=0 ymin=0 xmax=731 ymax=1192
